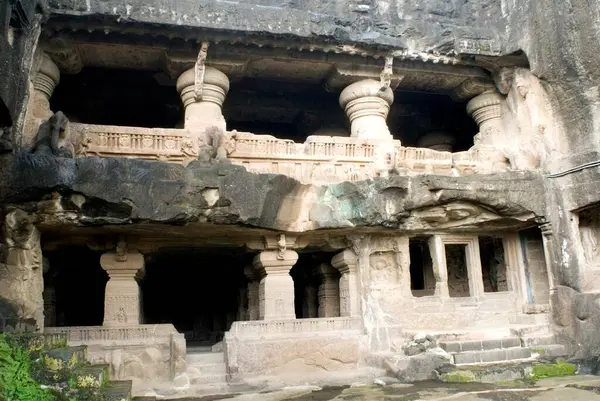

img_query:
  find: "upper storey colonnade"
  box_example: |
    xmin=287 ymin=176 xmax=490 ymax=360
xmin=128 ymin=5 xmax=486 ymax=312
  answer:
xmin=27 ymin=49 xmax=510 ymax=184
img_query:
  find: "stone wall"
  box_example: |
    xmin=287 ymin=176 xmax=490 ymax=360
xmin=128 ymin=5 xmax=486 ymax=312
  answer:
xmin=224 ymin=318 xmax=363 ymax=379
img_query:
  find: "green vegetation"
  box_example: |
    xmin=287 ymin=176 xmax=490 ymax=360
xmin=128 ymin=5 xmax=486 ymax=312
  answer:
xmin=0 ymin=334 xmax=55 ymax=401
xmin=0 ymin=334 xmax=113 ymax=401
xmin=532 ymin=360 xmax=577 ymax=379
xmin=441 ymin=371 xmax=475 ymax=383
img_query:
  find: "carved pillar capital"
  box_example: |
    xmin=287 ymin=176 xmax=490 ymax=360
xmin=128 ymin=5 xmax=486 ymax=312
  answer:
xmin=34 ymin=54 xmax=61 ymax=100
xmin=339 ymin=79 xmax=394 ymax=140
xmin=176 ymin=66 xmax=229 ymax=132
xmin=100 ymin=251 xmax=145 ymax=326
xmin=466 ymin=89 xmax=503 ymax=144
xmin=253 ymin=250 xmax=299 ymax=275
xmin=331 ymin=248 xmax=357 ymax=274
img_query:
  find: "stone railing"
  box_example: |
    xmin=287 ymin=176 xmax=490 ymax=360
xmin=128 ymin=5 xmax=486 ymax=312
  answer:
xmin=72 ymin=123 xmax=197 ymax=163
xmin=228 ymin=317 xmax=363 ymax=338
xmin=395 ymin=146 xmax=454 ymax=174
xmin=45 ymin=324 xmax=179 ymax=343
xmin=69 ymin=123 xmax=500 ymax=182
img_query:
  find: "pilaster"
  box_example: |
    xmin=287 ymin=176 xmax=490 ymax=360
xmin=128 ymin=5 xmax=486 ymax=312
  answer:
xmin=100 ymin=251 xmax=145 ymax=326
xmin=176 ymin=66 xmax=229 ymax=132
xmin=253 ymin=250 xmax=298 ymax=320
xmin=331 ymin=249 xmax=360 ymax=317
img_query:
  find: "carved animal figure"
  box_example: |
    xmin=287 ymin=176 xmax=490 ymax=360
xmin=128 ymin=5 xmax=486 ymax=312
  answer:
xmin=32 ymin=111 xmax=75 ymax=158
xmin=203 ymin=126 xmax=233 ymax=161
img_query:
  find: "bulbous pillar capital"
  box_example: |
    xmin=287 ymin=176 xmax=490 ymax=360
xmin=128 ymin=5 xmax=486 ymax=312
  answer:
xmin=466 ymin=89 xmax=503 ymax=128
xmin=176 ymin=66 xmax=229 ymax=132
xmin=339 ymin=79 xmax=394 ymax=139
xmin=34 ymin=54 xmax=60 ymax=100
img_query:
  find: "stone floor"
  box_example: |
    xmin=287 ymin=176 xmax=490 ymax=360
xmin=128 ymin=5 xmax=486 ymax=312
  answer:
xmin=164 ymin=375 xmax=600 ymax=401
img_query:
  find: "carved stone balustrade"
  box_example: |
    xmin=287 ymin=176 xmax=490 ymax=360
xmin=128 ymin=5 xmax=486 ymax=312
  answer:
xmin=69 ymin=123 xmax=505 ymax=181
xmin=71 ymin=123 xmax=198 ymax=163
xmin=394 ymin=145 xmax=454 ymax=175
xmin=227 ymin=317 xmax=362 ymax=338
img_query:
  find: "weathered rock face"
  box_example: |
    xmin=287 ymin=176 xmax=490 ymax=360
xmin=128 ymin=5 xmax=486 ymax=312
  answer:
xmin=0 ymin=153 xmax=545 ymax=233
xmin=47 ymin=0 xmax=504 ymax=55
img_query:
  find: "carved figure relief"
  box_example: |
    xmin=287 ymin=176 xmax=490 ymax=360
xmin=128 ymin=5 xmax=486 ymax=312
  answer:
xmin=580 ymin=209 xmax=600 ymax=268
xmin=369 ymin=251 xmax=396 ymax=283
xmin=32 ymin=111 xmax=80 ymax=158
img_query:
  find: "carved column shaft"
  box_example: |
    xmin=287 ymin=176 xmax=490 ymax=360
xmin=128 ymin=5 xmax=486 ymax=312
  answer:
xmin=176 ymin=66 xmax=229 ymax=133
xmin=331 ymin=249 xmax=360 ymax=317
xmin=100 ymin=251 xmax=145 ymax=326
xmin=253 ymin=250 xmax=298 ymax=320
xmin=339 ymin=79 xmax=394 ymax=140
xmin=244 ymin=265 xmax=260 ymax=321
xmin=316 ymin=263 xmax=340 ymax=318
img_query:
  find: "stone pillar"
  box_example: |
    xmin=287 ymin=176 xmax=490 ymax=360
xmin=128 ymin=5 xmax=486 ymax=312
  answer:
xmin=176 ymin=66 xmax=229 ymax=132
xmin=244 ymin=265 xmax=260 ymax=321
xmin=100 ymin=251 xmax=145 ymax=326
xmin=339 ymin=79 xmax=394 ymax=140
xmin=428 ymin=235 xmax=450 ymax=299
xmin=417 ymin=132 xmax=455 ymax=152
xmin=331 ymin=249 xmax=360 ymax=317
xmin=253 ymin=250 xmax=298 ymax=320
xmin=316 ymin=263 xmax=340 ymax=318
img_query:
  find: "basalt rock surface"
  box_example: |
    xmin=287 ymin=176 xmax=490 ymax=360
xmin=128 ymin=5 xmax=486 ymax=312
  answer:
xmin=0 ymin=153 xmax=545 ymax=233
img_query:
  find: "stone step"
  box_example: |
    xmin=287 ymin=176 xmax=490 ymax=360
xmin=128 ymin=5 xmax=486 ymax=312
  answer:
xmin=187 ymin=362 xmax=226 ymax=375
xmin=101 ymin=380 xmax=133 ymax=401
xmin=530 ymin=344 xmax=568 ymax=358
xmin=510 ymin=325 xmax=550 ymax=337
xmin=187 ymin=352 xmax=224 ymax=364
xmin=522 ymin=334 xmax=556 ymax=347
xmin=440 ymin=337 xmax=521 ymax=353
xmin=73 ymin=363 xmax=110 ymax=386
xmin=190 ymin=373 xmax=228 ymax=385
xmin=453 ymin=347 xmax=532 ymax=365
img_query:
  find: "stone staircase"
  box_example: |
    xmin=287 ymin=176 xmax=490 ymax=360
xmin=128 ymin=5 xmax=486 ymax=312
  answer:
xmin=437 ymin=325 xmax=567 ymax=366
xmin=185 ymin=346 xmax=228 ymax=390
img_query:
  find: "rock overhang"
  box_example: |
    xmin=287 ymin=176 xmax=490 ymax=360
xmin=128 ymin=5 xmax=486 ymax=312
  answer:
xmin=1 ymin=153 xmax=547 ymax=239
